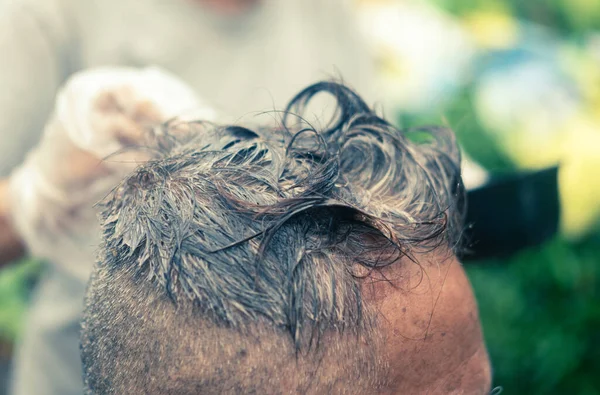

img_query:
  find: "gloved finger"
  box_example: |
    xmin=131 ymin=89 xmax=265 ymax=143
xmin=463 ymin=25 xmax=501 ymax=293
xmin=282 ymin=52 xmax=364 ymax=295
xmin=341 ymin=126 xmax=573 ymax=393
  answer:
xmin=93 ymin=88 xmax=164 ymax=148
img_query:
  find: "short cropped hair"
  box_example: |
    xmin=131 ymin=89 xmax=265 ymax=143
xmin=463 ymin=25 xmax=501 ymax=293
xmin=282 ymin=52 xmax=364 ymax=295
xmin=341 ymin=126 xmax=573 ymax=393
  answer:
xmin=81 ymin=82 xmax=465 ymax=394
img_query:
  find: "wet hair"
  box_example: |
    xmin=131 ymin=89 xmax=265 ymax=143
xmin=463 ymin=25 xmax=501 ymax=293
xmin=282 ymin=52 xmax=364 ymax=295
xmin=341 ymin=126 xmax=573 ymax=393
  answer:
xmin=81 ymin=82 xmax=465 ymax=394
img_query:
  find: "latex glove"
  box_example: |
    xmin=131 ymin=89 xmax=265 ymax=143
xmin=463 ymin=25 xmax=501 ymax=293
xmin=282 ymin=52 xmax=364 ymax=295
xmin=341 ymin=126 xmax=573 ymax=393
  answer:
xmin=8 ymin=67 xmax=213 ymax=280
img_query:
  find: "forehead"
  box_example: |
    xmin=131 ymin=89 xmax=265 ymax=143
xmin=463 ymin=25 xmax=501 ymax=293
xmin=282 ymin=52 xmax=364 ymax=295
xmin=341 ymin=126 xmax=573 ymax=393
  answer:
xmin=361 ymin=253 xmax=491 ymax=394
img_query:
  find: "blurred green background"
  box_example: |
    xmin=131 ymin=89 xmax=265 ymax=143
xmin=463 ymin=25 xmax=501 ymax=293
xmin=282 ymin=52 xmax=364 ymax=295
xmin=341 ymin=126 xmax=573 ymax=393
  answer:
xmin=359 ymin=0 xmax=600 ymax=393
xmin=1 ymin=0 xmax=599 ymax=393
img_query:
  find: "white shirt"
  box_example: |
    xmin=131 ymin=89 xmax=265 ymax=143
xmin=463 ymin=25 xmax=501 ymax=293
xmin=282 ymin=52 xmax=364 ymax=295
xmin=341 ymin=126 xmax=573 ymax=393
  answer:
xmin=0 ymin=0 xmax=373 ymax=175
xmin=1 ymin=0 xmax=373 ymax=279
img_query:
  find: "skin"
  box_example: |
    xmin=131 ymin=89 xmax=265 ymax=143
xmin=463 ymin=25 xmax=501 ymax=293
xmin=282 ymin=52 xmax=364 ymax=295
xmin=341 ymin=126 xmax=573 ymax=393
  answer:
xmin=0 ymin=179 xmax=25 ymax=266
xmin=362 ymin=251 xmax=492 ymax=394
xmin=190 ymin=0 xmax=261 ymax=14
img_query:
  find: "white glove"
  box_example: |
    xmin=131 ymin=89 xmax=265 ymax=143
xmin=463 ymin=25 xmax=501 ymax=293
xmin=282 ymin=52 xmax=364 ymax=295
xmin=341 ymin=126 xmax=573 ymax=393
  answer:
xmin=8 ymin=67 xmax=214 ymax=280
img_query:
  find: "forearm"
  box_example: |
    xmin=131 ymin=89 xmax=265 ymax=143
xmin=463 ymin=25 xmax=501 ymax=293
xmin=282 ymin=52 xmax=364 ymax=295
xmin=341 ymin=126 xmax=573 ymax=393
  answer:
xmin=0 ymin=0 xmax=70 ymax=264
xmin=0 ymin=179 xmax=25 ymax=266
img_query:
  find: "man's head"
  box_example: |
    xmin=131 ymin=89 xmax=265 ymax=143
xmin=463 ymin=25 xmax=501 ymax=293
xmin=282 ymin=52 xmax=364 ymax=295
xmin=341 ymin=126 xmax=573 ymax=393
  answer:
xmin=81 ymin=82 xmax=491 ymax=394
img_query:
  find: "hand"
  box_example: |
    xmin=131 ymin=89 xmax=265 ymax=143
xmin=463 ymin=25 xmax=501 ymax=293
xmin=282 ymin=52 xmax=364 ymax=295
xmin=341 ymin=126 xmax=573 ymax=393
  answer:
xmin=41 ymin=85 xmax=164 ymax=193
xmin=7 ymin=67 xmax=206 ymax=273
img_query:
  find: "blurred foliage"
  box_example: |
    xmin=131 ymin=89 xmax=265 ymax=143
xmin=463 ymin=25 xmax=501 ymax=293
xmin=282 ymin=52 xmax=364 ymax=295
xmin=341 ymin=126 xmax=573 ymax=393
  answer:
xmin=467 ymin=236 xmax=600 ymax=395
xmin=399 ymin=88 xmax=517 ymax=173
xmin=432 ymin=0 xmax=600 ymax=37
xmin=0 ymin=259 xmax=42 ymax=341
xmin=381 ymin=0 xmax=600 ymax=392
xmin=401 ymin=88 xmax=600 ymax=393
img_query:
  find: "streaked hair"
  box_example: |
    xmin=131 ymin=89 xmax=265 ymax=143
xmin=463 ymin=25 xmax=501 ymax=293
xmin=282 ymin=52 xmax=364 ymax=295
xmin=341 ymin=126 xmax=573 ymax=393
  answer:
xmin=81 ymin=82 xmax=465 ymax=394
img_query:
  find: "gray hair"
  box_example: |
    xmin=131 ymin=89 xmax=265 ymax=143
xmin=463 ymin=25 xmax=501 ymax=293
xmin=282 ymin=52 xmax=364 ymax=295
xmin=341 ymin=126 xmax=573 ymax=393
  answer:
xmin=81 ymin=81 xmax=465 ymax=394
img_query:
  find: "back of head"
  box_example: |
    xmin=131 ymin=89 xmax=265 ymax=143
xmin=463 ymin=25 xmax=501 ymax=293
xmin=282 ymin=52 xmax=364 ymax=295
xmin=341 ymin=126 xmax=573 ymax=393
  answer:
xmin=81 ymin=82 xmax=468 ymax=394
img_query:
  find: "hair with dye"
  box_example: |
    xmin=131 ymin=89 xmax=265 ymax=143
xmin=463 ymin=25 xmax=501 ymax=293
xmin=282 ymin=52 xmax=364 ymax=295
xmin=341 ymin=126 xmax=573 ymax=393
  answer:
xmin=81 ymin=82 xmax=465 ymax=394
